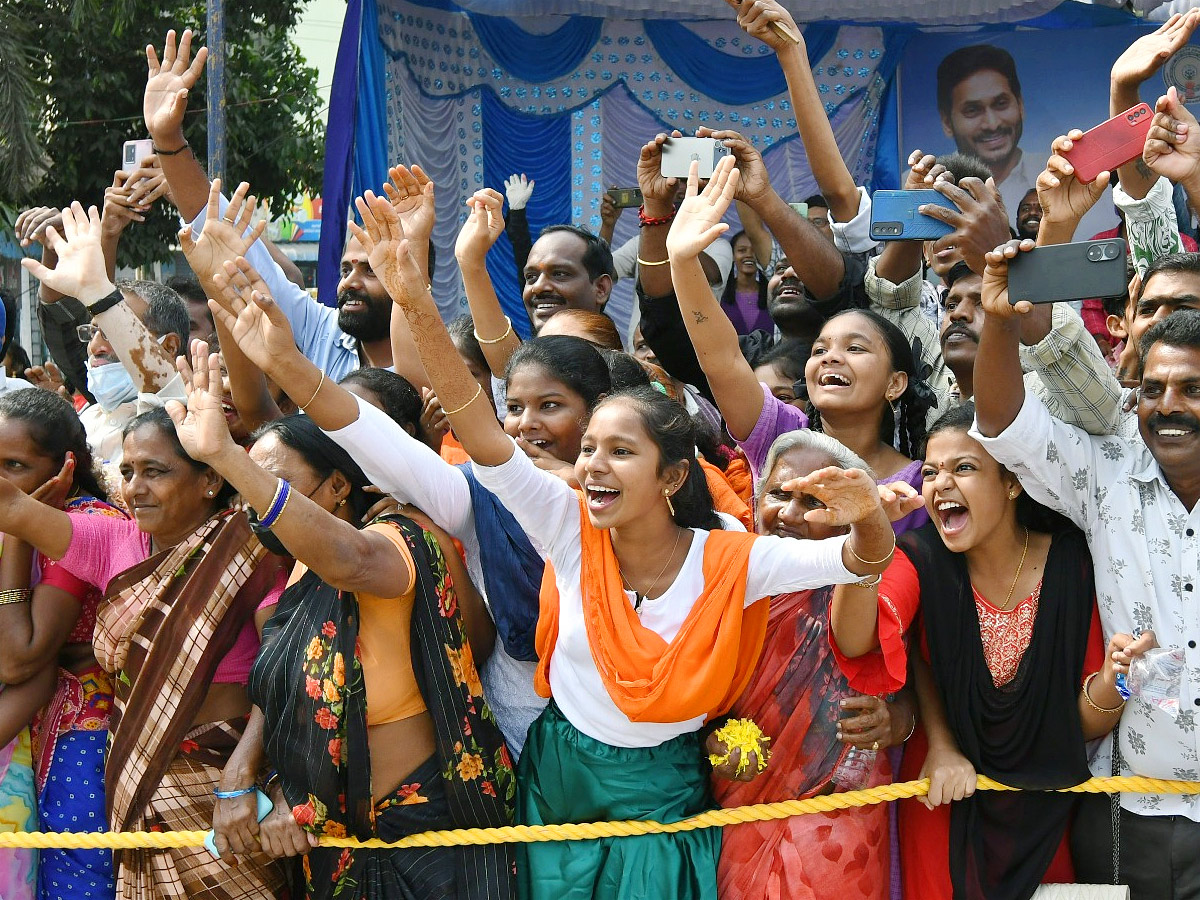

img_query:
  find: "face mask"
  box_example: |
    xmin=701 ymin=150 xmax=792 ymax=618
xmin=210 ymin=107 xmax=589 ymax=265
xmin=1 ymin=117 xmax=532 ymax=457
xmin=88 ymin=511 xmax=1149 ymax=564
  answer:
xmin=86 ymin=362 xmax=137 ymax=412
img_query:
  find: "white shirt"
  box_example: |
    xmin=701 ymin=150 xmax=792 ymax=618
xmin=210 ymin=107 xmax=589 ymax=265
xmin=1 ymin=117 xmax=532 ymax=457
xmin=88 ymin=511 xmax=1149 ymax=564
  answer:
xmin=323 ymin=394 xmax=544 ymax=756
xmin=0 ymin=374 xmax=35 ymax=394
xmin=619 ymin=235 xmax=734 ymax=347
xmin=830 ymin=186 xmax=879 ymax=256
xmin=971 ymin=393 xmax=1200 ymax=820
xmin=472 ymin=445 xmax=858 ymax=748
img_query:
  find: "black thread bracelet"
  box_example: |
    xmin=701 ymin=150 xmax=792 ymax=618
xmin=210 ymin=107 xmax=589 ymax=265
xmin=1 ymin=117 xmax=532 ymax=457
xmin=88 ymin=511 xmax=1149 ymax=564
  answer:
xmin=87 ymin=289 xmax=124 ymax=316
xmin=151 ymin=140 xmax=190 ymax=157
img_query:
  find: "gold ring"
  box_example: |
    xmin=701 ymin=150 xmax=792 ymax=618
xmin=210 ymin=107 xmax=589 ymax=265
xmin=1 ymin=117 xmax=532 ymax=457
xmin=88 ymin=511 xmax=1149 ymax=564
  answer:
xmin=871 ymin=740 xmax=880 ymax=752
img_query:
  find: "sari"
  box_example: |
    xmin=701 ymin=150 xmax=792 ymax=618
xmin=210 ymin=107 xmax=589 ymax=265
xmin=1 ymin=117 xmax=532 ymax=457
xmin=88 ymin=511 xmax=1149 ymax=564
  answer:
xmin=249 ymin=514 xmax=515 ymax=900
xmin=899 ymin=524 xmax=1095 ymax=900
xmin=714 ymin=587 xmax=892 ymax=900
xmin=98 ymin=509 xmax=286 ymax=900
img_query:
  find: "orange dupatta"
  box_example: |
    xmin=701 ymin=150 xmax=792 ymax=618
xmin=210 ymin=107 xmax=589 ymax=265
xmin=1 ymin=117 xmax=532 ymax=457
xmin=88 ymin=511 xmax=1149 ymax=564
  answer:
xmin=700 ymin=459 xmax=752 ymax=530
xmin=535 ymin=496 xmax=770 ymax=724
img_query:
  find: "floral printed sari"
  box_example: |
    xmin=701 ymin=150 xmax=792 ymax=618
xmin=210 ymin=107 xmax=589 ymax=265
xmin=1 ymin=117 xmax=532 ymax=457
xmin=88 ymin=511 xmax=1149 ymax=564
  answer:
xmin=249 ymin=514 xmax=516 ymax=899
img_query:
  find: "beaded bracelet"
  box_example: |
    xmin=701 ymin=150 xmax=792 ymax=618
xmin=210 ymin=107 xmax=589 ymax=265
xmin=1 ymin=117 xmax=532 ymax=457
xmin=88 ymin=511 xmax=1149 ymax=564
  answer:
xmin=638 ymin=205 xmax=676 ymax=228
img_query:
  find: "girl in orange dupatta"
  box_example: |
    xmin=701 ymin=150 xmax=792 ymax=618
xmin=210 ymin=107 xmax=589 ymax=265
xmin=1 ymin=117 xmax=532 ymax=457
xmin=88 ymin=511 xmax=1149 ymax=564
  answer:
xmin=358 ymin=156 xmax=899 ymax=899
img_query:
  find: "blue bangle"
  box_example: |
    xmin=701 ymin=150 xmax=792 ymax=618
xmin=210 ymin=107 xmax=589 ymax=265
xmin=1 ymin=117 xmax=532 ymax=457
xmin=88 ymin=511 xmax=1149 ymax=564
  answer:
xmin=213 ymin=786 xmax=256 ymax=800
xmin=257 ymin=479 xmax=291 ymax=529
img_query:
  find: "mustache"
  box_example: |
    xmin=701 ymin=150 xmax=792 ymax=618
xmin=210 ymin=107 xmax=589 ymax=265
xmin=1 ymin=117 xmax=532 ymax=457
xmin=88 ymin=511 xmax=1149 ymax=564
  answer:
xmin=337 ymin=289 xmax=371 ymax=308
xmin=1148 ymin=412 xmax=1200 ymax=432
xmin=977 ymin=127 xmax=1013 ymax=140
xmin=942 ymin=323 xmax=978 ymax=343
xmin=770 ymin=277 xmax=804 ymax=299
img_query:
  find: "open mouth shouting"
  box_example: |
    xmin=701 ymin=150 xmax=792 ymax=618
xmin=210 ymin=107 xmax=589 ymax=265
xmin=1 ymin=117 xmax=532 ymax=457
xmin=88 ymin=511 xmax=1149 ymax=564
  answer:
xmin=934 ymin=498 xmax=969 ymax=537
xmin=585 ymin=483 xmax=621 ymax=512
xmin=816 ymin=371 xmax=851 ymax=389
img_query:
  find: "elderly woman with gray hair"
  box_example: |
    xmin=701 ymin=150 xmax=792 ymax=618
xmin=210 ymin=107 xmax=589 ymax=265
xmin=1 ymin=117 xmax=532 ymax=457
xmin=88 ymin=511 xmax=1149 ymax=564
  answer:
xmin=708 ymin=429 xmax=921 ymax=900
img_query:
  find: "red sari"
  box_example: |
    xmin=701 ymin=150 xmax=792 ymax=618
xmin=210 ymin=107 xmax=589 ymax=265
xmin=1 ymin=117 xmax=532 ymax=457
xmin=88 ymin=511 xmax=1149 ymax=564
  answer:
xmin=714 ymin=586 xmax=909 ymax=900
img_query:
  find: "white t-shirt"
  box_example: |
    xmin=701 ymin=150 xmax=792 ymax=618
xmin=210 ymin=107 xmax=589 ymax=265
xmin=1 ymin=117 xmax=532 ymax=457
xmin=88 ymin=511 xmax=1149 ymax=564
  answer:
xmin=471 ymin=444 xmax=857 ymax=748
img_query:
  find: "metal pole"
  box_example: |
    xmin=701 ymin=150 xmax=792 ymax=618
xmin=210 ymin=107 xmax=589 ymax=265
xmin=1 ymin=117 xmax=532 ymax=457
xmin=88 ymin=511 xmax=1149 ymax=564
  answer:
xmin=206 ymin=0 xmax=226 ymax=184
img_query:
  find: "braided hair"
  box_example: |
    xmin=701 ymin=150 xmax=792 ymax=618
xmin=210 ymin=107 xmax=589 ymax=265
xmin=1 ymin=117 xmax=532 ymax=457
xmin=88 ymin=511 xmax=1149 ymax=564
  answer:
xmin=804 ymin=309 xmax=934 ymax=459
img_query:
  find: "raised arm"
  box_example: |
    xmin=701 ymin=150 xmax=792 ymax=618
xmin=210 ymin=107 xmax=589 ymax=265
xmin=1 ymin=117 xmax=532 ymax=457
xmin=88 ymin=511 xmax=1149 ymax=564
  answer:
xmin=20 ymin=203 xmax=176 ymax=394
xmin=1109 ymin=12 xmax=1200 ymax=201
xmin=352 ymin=192 xmax=514 ymax=466
xmin=1144 ymin=86 xmax=1200 ymax=220
xmin=382 ymin=165 xmax=435 ymax=393
xmin=504 ymin=174 xmax=536 ymax=283
xmin=731 ymin=0 xmax=858 ymax=222
xmin=454 ymin=188 xmax=522 ymax=374
xmin=972 ymin=239 xmax=1036 ymax=436
xmin=143 ymin=29 xmax=211 ymax=221
xmin=666 ymin=158 xmax=765 ymax=440
xmin=168 ymin=342 xmax=412 ymax=598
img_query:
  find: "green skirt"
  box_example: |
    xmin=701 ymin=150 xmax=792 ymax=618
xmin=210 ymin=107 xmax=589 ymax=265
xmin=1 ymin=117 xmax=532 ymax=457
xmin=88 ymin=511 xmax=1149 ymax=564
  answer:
xmin=517 ymin=701 xmax=719 ymax=900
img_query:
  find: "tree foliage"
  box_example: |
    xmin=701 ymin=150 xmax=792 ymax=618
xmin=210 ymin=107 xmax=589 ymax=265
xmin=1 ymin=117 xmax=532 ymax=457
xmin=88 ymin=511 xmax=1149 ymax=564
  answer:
xmin=0 ymin=0 xmax=324 ymax=267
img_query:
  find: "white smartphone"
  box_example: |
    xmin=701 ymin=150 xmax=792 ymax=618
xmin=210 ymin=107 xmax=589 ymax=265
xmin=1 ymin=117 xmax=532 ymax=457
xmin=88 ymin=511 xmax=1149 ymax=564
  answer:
xmin=121 ymin=139 xmax=154 ymax=174
xmin=659 ymin=137 xmax=731 ymax=180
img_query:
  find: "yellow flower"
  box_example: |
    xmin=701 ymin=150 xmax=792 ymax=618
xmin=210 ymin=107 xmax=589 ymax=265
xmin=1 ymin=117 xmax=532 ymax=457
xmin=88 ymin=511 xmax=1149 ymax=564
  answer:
xmin=462 ymin=658 xmax=484 ymax=698
xmin=306 ymin=637 xmax=325 ymax=661
xmin=456 ymin=752 xmax=484 ymax=782
xmin=332 ymin=652 xmax=345 ymax=687
xmin=445 ymin=646 xmax=465 ymax=686
xmin=322 ymin=820 xmax=347 ymax=838
xmin=322 ymin=678 xmax=340 ymax=704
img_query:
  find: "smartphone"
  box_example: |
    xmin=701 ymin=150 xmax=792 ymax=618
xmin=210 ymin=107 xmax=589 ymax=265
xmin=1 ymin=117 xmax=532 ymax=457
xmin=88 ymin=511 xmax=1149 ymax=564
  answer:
xmin=869 ymin=190 xmax=959 ymax=241
xmin=788 ymin=202 xmax=809 ymax=218
xmin=1062 ymin=104 xmax=1153 ymax=184
xmin=122 ymin=139 xmax=154 ymax=174
xmin=660 ymin=137 xmax=731 ymax=180
xmin=1007 ymin=239 xmax=1128 ymax=305
xmin=607 ymin=187 xmax=644 ymax=209
xmin=204 ymin=789 xmax=274 ymax=860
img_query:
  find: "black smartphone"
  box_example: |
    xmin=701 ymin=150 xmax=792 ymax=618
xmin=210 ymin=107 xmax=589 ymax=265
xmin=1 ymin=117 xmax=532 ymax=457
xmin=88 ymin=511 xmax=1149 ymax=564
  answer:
xmin=607 ymin=187 xmax=644 ymax=209
xmin=1007 ymin=239 xmax=1127 ymax=305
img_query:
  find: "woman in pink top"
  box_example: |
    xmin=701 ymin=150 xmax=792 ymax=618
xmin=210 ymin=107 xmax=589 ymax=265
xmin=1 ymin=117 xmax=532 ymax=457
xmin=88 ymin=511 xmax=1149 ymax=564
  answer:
xmin=0 ymin=406 xmax=288 ymax=899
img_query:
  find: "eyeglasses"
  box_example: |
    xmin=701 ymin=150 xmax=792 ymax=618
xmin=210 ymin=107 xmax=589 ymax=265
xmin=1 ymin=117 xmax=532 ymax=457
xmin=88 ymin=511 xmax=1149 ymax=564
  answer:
xmin=76 ymin=324 xmax=104 ymax=344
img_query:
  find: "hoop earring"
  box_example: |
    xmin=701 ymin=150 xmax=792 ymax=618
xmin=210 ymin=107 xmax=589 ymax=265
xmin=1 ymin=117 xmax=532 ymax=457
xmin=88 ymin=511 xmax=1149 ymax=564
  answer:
xmin=664 ymin=488 xmax=675 ymax=518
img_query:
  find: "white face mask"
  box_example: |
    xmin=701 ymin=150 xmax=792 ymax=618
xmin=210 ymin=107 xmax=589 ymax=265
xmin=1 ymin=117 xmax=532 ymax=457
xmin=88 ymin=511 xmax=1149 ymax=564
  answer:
xmin=86 ymin=334 xmax=170 ymax=412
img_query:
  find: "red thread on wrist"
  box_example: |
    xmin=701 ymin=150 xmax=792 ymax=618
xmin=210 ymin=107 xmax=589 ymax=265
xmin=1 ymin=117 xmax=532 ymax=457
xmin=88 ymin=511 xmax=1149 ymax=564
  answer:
xmin=638 ymin=205 xmax=677 ymax=228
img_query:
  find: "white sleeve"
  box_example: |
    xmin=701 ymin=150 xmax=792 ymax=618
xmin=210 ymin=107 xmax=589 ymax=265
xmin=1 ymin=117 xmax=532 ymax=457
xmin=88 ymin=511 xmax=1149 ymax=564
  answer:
xmin=700 ymin=237 xmax=734 ymax=287
xmin=831 ymin=186 xmax=879 ymax=255
xmin=612 ymin=237 xmax=638 ymax=281
xmin=969 ymin=391 xmax=1131 ymax=530
xmin=322 ymin=394 xmax=473 ymax=539
xmin=471 ymin=441 xmax=580 ymax=559
xmin=185 ymin=196 xmax=335 ymax=361
xmin=743 ymin=533 xmax=855 ymax=603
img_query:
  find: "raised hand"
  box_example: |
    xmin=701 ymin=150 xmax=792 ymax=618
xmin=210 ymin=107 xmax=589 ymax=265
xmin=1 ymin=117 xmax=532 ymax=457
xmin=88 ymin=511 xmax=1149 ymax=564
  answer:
xmin=665 ymin=156 xmax=738 ymax=261
xmin=144 ymin=29 xmax=207 ymax=141
xmin=696 ymin=127 xmax=772 ymax=205
xmin=503 ymin=173 xmax=535 ymax=211
xmin=19 ymin=202 xmax=114 ymax=305
xmin=926 ymin=177 xmax=1011 ymax=276
xmin=1037 ymin=131 xmax=1111 ymax=233
xmin=30 ymin=453 xmax=76 ymax=510
xmin=636 ymin=131 xmax=683 ymax=214
xmin=209 ymin=257 xmax=300 ymax=375
xmin=14 ymin=207 xmax=63 ymax=248
xmin=179 ymin=179 xmax=265 ymax=281
xmin=1111 ymin=11 xmax=1200 ymax=93
xmin=166 ymin=339 xmax=237 ymax=464
xmin=1143 ymin=86 xmax=1200 ymax=187
xmin=903 ymin=148 xmax=951 ymax=192
xmin=24 ymin=361 xmax=71 ymax=401
xmin=781 ymin=466 xmax=885 ymax=527
xmin=382 ymin=164 xmax=435 ymax=245
xmin=124 ymin=155 xmax=170 ymax=210
xmin=877 ymin=481 xmax=925 ymax=523
xmin=981 ymin=238 xmax=1037 ymax=320
xmin=728 ymin=0 xmax=803 ymax=51
xmin=454 ymin=189 xmax=506 ymax=266
xmin=349 ymin=193 xmax=429 ymax=308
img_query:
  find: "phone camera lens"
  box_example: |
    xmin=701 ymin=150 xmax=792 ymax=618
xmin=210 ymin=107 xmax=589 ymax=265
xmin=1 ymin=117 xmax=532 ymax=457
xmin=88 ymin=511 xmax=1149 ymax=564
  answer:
xmin=1087 ymin=246 xmax=1102 ymax=262
xmin=1104 ymin=244 xmax=1120 ymax=260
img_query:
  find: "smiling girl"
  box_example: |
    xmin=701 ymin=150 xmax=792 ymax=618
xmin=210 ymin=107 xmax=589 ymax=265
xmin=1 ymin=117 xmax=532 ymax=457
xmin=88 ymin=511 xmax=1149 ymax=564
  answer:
xmin=352 ymin=164 xmax=898 ymax=899
xmin=830 ymin=403 xmax=1131 ymax=900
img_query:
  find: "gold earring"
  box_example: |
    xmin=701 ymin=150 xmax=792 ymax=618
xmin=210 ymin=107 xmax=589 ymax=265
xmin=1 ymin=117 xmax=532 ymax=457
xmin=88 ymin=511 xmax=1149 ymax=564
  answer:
xmin=337 ymin=498 xmax=347 ymax=508
xmin=664 ymin=488 xmax=675 ymax=518
xmin=1008 ymin=490 xmax=1017 ymax=499
xmin=206 ymin=490 xmax=215 ymax=497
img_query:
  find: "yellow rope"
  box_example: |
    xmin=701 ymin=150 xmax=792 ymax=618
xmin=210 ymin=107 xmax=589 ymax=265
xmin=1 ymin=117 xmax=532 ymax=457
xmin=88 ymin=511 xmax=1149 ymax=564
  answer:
xmin=0 ymin=775 xmax=1192 ymax=851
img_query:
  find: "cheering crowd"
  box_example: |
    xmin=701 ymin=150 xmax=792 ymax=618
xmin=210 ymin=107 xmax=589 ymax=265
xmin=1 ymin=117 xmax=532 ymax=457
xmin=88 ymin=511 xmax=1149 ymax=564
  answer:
xmin=3 ymin=0 xmax=1200 ymax=898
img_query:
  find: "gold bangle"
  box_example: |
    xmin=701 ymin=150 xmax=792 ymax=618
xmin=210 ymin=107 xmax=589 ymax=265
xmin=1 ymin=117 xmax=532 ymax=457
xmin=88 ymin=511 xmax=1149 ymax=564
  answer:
xmin=848 ymin=532 xmax=897 ymax=567
xmin=636 ymin=256 xmax=671 ymax=267
xmin=440 ymin=384 xmax=483 ymax=416
xmin=853 ymin=572 xmax=882 ymax=588
xmin=0 ymin=589 xmax=31 ymax=605
xmin=299 ymin=371 xmax=325 ymax=412
xmin=901 ymin=711 xmax=918 ymax=743
xmin=474 ymin=316 xmax=513 ymax=345
xmin=1083 ymin=671 xmax=1125 ymax=714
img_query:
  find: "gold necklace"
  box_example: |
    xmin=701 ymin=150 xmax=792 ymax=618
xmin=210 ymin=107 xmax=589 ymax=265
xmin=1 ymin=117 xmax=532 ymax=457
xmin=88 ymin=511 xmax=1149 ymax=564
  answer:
xmin=997 ymin=527 xmax=1030 ymax=611
xmin=620 ymin=527 xmax=684 ymax=613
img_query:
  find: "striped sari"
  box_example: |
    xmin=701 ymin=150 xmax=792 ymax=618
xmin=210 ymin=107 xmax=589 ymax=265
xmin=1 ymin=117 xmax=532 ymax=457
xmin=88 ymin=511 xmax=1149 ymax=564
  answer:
xmin=97 ymin=510 xmax=287 ymax=900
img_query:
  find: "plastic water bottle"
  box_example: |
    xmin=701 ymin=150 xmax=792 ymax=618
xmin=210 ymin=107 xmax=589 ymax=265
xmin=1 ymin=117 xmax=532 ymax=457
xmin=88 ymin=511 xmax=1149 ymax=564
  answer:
xmin=832 ymin=747 xmax=876 ymax=791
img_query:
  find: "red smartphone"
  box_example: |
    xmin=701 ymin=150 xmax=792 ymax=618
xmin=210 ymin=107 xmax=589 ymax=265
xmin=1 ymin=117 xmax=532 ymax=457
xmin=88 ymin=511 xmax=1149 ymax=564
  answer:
xmin=1062 ymin=103 xmax=1153 ymax=184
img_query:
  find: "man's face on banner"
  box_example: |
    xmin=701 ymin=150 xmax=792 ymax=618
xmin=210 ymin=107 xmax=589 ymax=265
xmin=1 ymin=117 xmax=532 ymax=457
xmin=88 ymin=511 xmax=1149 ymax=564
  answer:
xmin=940 ymin=69 xmax=1024 ymax=171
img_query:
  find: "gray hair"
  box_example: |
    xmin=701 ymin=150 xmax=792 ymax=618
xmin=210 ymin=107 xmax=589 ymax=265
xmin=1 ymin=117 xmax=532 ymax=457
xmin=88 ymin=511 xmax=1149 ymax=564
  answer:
xmin=755 ymin=429 xmax=875 ymax=500
xmin=116 ymin=279 xmax=189 ymax=348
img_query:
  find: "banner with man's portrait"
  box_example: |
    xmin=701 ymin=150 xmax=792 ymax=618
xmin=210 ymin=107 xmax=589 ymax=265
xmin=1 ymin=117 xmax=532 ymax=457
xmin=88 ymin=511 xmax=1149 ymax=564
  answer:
xmin=899 ymin=26 xmax=1177 ymax=242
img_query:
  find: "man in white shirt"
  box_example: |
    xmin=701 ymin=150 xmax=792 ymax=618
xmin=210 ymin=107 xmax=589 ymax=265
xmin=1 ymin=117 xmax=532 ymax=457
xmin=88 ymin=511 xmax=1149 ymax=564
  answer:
xmin=972 ymin=249 xmax=1200 ymax=896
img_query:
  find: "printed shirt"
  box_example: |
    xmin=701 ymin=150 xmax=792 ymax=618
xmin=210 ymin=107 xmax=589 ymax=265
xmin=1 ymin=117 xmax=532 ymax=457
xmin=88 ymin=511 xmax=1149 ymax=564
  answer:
xmin=971 ymin=392 xmax=1200 ymax=820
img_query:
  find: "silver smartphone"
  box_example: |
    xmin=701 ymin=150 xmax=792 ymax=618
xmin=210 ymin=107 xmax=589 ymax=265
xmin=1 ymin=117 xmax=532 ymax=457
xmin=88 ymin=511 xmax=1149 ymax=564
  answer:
xmin=122 ymin=139 xmax=154 ymax=174
xmin=659 ymin=137 xmax=731 ymax=180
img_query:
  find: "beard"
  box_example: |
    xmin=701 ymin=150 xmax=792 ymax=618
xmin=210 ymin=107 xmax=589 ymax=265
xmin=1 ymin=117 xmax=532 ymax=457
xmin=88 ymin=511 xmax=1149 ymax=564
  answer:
xmin=337 ymin=290 xmax=391 ymax=342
